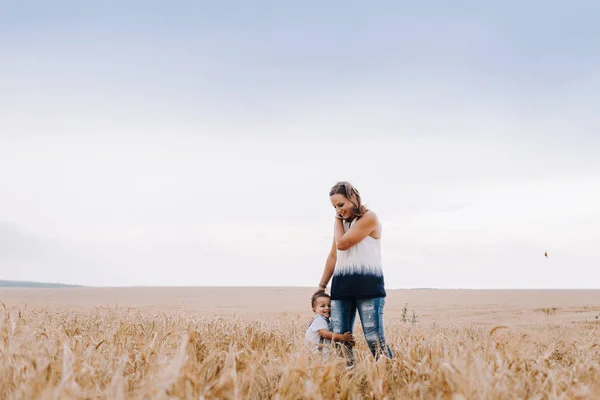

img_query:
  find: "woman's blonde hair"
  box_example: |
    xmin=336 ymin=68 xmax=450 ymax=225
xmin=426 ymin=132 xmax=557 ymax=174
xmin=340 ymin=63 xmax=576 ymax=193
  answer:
xmin=329 ymin=181 xmax=368 ymax=218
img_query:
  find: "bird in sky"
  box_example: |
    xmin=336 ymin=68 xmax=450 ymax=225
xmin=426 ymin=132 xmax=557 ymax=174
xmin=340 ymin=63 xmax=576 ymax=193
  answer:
xmin=544 ymin=251 xmax=548 ymax=259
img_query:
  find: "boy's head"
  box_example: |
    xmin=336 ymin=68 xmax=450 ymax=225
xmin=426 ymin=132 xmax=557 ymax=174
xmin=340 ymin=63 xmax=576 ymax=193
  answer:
xmin=311 ymin=292 xmax=331 ymax=318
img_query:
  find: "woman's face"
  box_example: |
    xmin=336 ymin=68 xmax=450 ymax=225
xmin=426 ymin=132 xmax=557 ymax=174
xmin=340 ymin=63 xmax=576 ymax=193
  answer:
xmin=330 ymin=193 xmax=355 ymax=220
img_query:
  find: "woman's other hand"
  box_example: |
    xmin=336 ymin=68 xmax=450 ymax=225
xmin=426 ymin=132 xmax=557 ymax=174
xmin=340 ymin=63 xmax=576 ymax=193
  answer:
xmin=313 ymin=286 xmax=326 ymax=297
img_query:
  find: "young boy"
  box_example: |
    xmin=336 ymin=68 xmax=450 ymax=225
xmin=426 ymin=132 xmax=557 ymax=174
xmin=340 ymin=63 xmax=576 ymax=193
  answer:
xmin=305 ymin=292 xmax=355 ymax=358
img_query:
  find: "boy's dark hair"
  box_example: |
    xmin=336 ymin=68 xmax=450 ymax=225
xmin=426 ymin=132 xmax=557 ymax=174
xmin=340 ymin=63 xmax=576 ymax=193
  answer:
xmin=311 ymin=292 xmax=331 ymax=308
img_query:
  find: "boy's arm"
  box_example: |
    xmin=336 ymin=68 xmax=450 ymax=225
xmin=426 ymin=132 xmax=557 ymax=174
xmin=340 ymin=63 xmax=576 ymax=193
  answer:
xmin=317 ymin=329 xmax=354 ymax=345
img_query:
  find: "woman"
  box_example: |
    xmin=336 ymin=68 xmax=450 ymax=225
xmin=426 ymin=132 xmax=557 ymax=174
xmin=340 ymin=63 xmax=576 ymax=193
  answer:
xmin=315 ymin=181 xmax=393 ymax=363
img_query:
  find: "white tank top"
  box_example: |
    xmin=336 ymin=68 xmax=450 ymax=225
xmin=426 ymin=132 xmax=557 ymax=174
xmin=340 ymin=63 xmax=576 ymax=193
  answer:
xmin=334 ymin=220 xmax=383 ymax=276
xmin=331 ymin=218 xmax=386 ymax=299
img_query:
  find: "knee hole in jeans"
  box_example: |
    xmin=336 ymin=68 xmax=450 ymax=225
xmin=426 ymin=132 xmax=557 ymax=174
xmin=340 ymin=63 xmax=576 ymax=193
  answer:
xmin=365 ymin=331 xmax=380 ymax=343
xmin=363 ymin=321 xmax=376 ymax=331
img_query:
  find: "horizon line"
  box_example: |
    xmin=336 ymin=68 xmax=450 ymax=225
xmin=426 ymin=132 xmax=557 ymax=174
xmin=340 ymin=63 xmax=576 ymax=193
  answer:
xmin=3 ymin=282 xmax=600 ymax=291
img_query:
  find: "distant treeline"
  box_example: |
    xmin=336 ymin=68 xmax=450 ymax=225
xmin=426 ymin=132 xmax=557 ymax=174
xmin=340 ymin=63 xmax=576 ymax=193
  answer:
xmin=0 ymin=280 xmax=82 ymax=288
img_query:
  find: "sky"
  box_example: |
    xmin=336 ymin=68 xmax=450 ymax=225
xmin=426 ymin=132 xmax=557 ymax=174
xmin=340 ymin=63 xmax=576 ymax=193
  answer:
xmin=1 ymin=1 xmax=599 ymax=288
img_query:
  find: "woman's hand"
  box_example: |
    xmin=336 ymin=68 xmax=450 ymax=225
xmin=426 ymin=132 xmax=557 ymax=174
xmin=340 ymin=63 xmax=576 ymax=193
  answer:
xmin=334 ymin=210 xmax=377 ymax=251
xmin=313 ymin=283 xmax=327 ymax=296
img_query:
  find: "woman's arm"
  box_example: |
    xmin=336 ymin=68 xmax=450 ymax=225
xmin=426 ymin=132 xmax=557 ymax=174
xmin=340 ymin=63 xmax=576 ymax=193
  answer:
xmin=316 ymin=238 xmax=337 ymax=292
xmin=334 ymin=211 xmax=378 ymax=251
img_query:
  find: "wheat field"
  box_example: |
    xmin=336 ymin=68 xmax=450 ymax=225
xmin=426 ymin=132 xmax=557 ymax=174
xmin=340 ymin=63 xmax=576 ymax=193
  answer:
xmin=1 ymin=287 xmax=600 ymax=399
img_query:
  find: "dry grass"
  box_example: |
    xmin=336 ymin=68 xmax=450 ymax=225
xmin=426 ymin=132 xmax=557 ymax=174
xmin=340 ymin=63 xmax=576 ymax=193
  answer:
xmin=2 ymin=300 xmax=600 ymax=399
xmin=534 ymin=307 xmax=559 ymax=315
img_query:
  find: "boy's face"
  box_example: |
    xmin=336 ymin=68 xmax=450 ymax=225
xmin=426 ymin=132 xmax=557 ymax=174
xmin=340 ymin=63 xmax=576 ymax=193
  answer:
xmin=313 ymin=296 xmax=331 ymax=318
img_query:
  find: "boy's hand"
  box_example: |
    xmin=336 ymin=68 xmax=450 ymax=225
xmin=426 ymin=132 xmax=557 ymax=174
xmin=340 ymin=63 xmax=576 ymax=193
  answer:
xmin=341 ymin=332 xmax=355 ymax=346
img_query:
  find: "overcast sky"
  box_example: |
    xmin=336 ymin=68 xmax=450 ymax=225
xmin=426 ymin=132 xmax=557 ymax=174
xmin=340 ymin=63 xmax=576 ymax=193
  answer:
xmin=1 ymin=1 xmax=599 ymax=288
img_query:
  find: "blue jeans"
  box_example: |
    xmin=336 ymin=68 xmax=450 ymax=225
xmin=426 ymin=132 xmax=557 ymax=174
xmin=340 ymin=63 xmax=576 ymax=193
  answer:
xmin=330 ymin=297 xmax=393 ymax=362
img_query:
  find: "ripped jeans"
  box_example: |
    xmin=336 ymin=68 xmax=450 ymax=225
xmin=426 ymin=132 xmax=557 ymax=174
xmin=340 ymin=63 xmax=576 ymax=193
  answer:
xmin=330 ymin=297 xmax=393 ymax=363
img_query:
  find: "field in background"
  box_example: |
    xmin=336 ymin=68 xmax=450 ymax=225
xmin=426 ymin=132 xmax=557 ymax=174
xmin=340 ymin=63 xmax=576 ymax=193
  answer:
xmin=1 ymin=287 xmax=600 ymax=398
